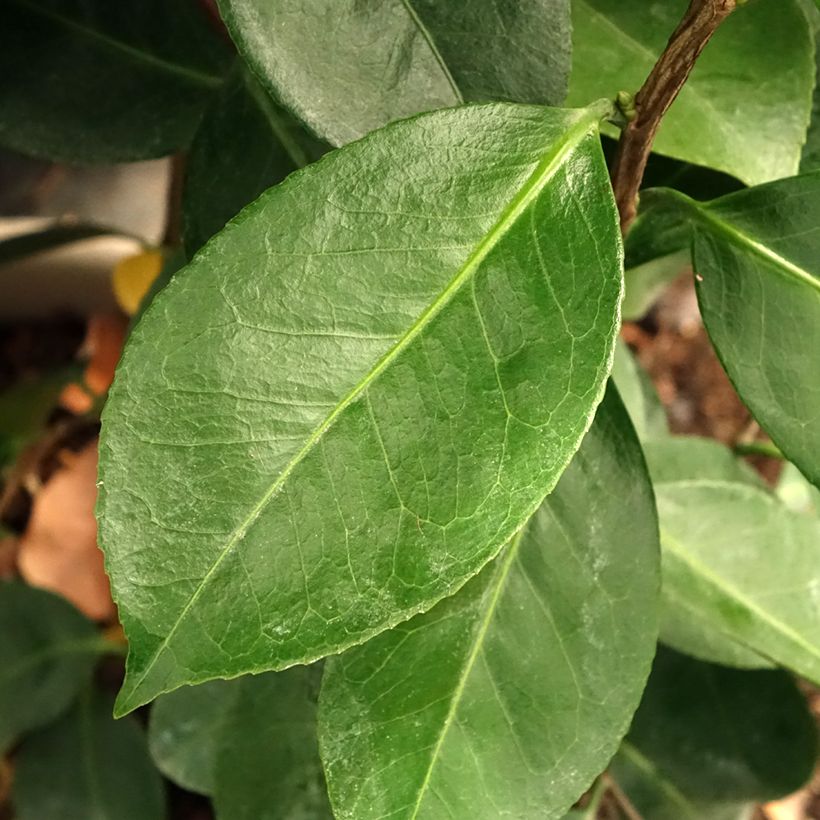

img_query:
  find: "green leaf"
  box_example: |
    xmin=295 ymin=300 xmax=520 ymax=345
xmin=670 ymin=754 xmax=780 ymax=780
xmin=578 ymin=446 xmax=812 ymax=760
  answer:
xmin=148 ymin=680 xmax=233 ymax=795
xmin=657 ymin=481 xmax=820 ymax=680
xmin=0 ymin=582 xmax=109 ymax=752
xmin=0 ymin=0 xmax=232 ymax=163
xmin=777 ymin=461 xmax=820 ymax=517
xmin=213 ymin=668 xmax=332 ymax=820
xmin=642 ymin=437 xmax=763 ymax=488
xmin=98 ymin=102 xmax=623 ymax=715
xmin=801 ymin=29 xmax=820 ymax=173
xmin=611 ymin=647 xmax=817 ymax=820
xmin=12 ymin=689 xmax=166 ymax=820
xmin=149 ymin=669 xmax=331 ymax=816
xmin=610 ymin=338 xmax=667 ymax=440
xmin=216 ymin=0 xmax=571 ymax=145
xmin=567 ymin=0 xmax=814 ymax=185
xmin=646 ymin=176 xmax=820 ymax=488
xmin=318 ymin=387 xmax=660 ymax=820
xmin=183 ymin=62 xmax=329 ymax=256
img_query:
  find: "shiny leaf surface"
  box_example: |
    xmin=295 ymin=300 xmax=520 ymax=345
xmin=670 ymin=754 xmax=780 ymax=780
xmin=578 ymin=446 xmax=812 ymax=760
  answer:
xmin=568 ymin=0 xmax=814 ymax=184
xmin=217 ymin=0 xmax=571 ymax=145
xmin=319 ymin=388 xmax=660 ymax=820
xmin=657 ymin=481 xmax=820 ymax=680
xmin=99 ymin=102 xmax=623 ymax=715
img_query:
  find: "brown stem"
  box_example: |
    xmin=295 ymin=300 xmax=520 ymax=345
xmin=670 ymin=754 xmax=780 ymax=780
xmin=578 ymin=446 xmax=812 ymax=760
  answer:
xmin=610 ymin=0 xmax=737 ymax=234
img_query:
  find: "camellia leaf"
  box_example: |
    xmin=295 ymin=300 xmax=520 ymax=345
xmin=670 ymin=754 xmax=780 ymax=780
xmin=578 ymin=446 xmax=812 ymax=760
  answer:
xmin=148 ymin=679 xmax=234 ymax=795
xmin=635 ymin=177 xmax=820 ymax=488
xmin=148 ymin=669 xmax=331 ymax=817
xmin=318 ymin=387 xmax=660 ymax=820
xmin=183 ymin=61 xmax=329 ymax=256
xmin=656 ymin=480 xmax=820 ymax=679
xmin=0 ymin=582 xmax=112 ymax=752
xmin=1 ymin=0 xmax=232 ymax=163
xmin=98 ymin=102 xmax=623 ymax=715
xmin=610 ymin=338 xmax=667 ymax=441
xmin=567 ymin=0 xmax=814 ymax=185
xmin=641 ymin=437 xmax=763 ymax=488
xmin=213 ymin=668 xmax=332 ymax=820
xmin=12 ymin=689 xmax=165 ymax=820
xmin=216 ymin=0 xmax=572 ymax=146
xmin=611 ymin=647 xmax=817 ymax=820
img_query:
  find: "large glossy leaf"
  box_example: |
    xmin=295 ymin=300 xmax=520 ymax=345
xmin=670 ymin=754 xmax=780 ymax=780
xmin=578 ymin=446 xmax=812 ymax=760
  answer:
xmin=1 ymin=0 xmax=232 ymax=163
xmin=217 ymin=0 xmax=571 ymax=146
xmin=98 ymin=102 xmax=623 ymax=715
xmin=318 ymin=387 xmax=660 ymax=820
xmin=657 ymin=480 xmax=820 ymax=680
xmin=12 ymin=690 xmax=165 ymax=820
xmin=633 ymin=179 xmax=820 ymax=487
xmin=0 ymin=582 xmax=109 ymax=752
xmin=213 ymin=668 xmax=332 ymax=820
xmin=567 ymin=0 xmax=814 ymax=185
xmin=611 ymin=647 xmax=817 ymax=820
xmin=183 ymin=61 xmax=329 ymax=256
xmin=148 ymin=679 xmax=233 ymax=795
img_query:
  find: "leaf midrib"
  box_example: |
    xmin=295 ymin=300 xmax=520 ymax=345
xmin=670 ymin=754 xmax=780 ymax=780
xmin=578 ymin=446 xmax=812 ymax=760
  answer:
xmin=243 ymin=66 xmax=314 ymax=169
xmin=617 ymin=741 xmax=700 ymax=818
xmin=12 ymin=0 xmax=222 ymax=89
xmin=408 ymin=529 xmax=524 ymax=820
xmin=661 ymin=527 xmax=820 ymax=672
xmin=397 ymin=0 xmax=463 ymax=105
xmin=120 ymin=105 xmax=604 ymax=712
xmin=696 ymin=204 xmax=820 ymax=294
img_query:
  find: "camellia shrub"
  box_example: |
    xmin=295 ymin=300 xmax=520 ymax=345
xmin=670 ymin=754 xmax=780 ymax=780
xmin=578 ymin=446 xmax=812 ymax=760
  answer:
xmin=2 ymin=0 xmax=819 ymax=817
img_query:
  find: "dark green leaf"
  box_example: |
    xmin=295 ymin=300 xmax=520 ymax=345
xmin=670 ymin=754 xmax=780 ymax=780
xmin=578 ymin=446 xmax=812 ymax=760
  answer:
xmin=213 ymin=668 xmax=332 ymax=820
xmin=0 ymin=582 xmax=106 ymax=752
xmin=642 ymin=437 xmax=763 ymax=488
xmin=12 ymin=690 xmax=166 ymax=820
xmin=644 ymin=176 xmax=820 ymax=487
xmin=183 ymin=61 xmax=329 ymax=255
xmin=610 ymin=339 xmax=667 ymax=440
xmin=0 ymin=0 xmax=232 ymax=163
xmin=568 ymin=0 xmax=814 ymax=184
xmin=657 ymin=481 xmax=820 ymax=680
xmin=801 ymin=27 xmax=820 ymax=172
xmin=148 ymin=680 xmax=234 ymax=795
xmin=318 ymin=387 xmax=660 ymax=820
xmin=98 ymin=103 xmax=623 ymax=715
xmin=217 ymin=0 xmax=571 ymax=145
xmin=611 ymin=647 xmax=817 ymax=819
xmin=149 ymin=669 xmax=331 ymax=816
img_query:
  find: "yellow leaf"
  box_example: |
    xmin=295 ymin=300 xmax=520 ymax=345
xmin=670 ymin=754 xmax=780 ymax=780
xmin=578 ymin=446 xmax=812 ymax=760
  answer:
xmin=112 ymin=250 xmax=162 ymax=315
